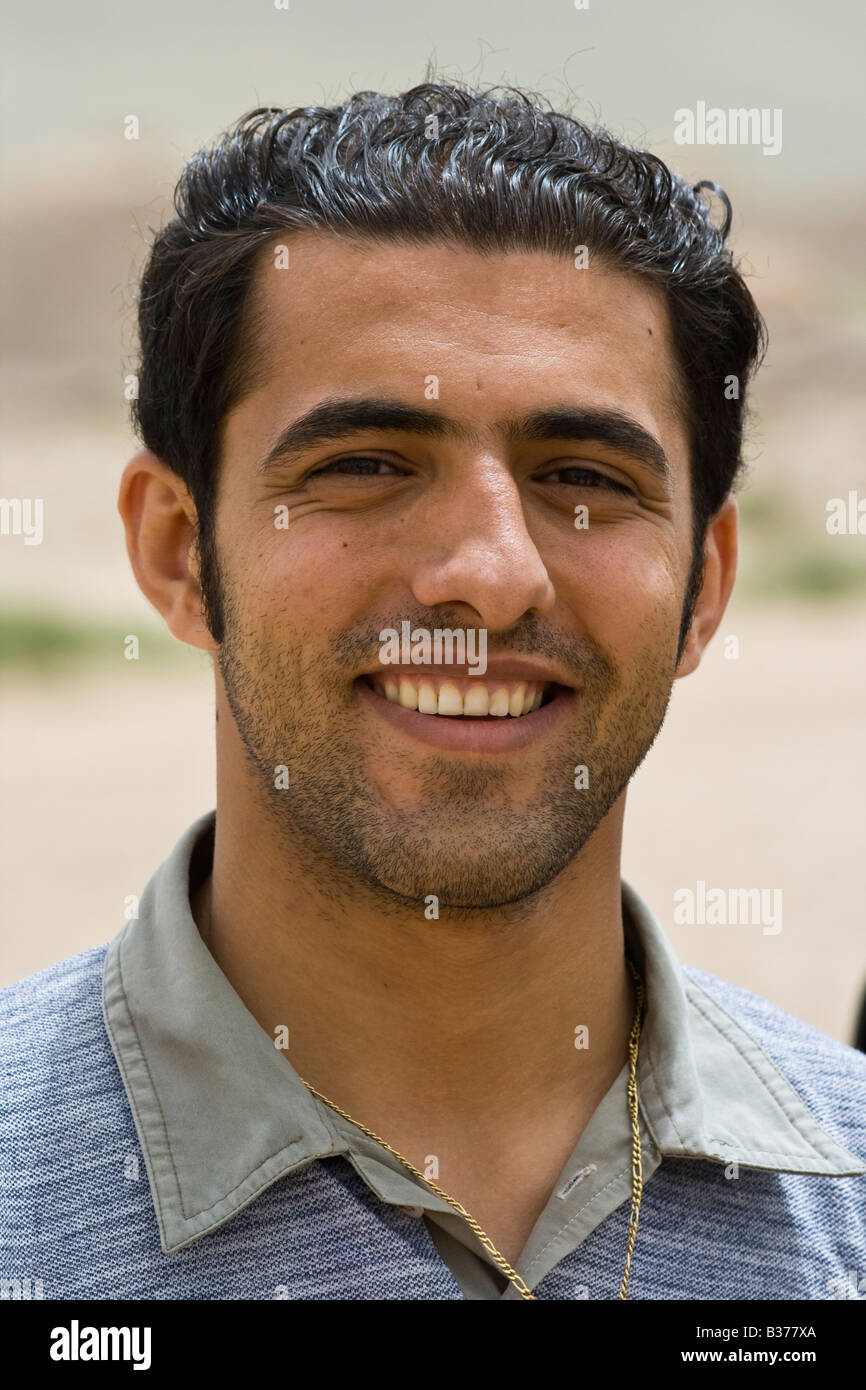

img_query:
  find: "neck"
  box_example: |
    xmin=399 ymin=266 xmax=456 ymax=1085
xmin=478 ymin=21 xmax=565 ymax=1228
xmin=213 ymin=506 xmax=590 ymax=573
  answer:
xmin=193 ymin=783 xmax=635 ymax=1160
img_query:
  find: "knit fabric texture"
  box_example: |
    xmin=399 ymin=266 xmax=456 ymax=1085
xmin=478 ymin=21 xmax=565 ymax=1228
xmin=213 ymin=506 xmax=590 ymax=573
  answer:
xmin=2 ymin=945 xmax=865 ymax=1300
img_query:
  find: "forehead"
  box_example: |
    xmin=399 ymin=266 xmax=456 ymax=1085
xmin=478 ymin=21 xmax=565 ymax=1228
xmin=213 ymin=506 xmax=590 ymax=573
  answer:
xmin=230 ymin=230 xmax=687 ymax=459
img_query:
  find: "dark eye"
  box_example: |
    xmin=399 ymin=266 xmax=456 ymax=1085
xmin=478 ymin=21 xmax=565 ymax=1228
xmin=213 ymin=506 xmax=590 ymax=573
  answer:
xmin=309 ymin=456 xmax=403 ymax=478
xmin=539 ymin=466 xmax=634 ymax=496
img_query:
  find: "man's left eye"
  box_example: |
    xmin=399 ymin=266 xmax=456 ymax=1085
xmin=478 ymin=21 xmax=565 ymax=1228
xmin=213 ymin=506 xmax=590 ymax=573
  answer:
xmin=539 ymin=466 xmax=634 ymax=496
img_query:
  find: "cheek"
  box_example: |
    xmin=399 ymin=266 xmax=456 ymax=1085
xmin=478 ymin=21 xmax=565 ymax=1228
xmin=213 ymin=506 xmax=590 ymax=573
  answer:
xmin=555 ymin=528 xmax=685 ymax=648
xmin=247 ymin=522 xmax=388 ymax=637
xmin=245 ymin=516 xmax=339 ymax=603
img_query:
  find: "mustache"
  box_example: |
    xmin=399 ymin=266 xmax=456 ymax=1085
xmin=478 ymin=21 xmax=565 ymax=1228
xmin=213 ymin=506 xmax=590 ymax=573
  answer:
xmin=331 ymin=613 xmax=613 ymax=686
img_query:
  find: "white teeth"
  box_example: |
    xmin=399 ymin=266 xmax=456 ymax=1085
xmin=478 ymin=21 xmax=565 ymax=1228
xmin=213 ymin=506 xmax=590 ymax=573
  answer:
xmin=463 ymin=685 xmax=490 ymax=717
xmin=508 ymin=684 xmax=526 ymax=717
xmin=399 ymin=678 xmax=419 ymax=711
xmin=417 ymin=681 xmax=438 ymax=715
xmin=375 ymin=676 xmax=550 ymax=718
xmin=436 ymin=682 xmax=464 ymax=716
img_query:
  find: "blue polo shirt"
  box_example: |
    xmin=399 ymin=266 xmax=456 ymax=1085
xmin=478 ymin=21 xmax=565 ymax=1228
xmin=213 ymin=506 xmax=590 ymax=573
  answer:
xmin=1 ymin=810 xmax=865 ymax=1299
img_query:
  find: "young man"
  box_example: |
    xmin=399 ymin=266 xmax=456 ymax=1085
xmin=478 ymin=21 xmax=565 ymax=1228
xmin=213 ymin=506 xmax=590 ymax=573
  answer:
xmin=2 ymin=80 xmax=864 ymax=1301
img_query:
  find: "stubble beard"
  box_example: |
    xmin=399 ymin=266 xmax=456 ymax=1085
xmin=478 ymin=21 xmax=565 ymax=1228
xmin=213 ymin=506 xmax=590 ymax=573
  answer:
xmin=215 ymin=579 xmax=679 ymax=912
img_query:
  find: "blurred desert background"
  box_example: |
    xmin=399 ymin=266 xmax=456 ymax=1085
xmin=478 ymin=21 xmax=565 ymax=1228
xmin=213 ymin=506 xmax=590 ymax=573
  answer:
xmin=1 ymin=0 xmax=864 ymax=1042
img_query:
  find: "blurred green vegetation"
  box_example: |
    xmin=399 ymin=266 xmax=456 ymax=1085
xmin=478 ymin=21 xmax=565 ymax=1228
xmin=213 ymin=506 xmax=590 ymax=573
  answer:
xmin=0 ymin=611 xmax=195 ymax=672
xmin=736 ymin=486 xmax=866 ymax=600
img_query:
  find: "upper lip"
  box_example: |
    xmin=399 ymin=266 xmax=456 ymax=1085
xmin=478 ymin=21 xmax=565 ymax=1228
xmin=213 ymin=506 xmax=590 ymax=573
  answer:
xmin=357 ymin=656 xmax=578 ymax=688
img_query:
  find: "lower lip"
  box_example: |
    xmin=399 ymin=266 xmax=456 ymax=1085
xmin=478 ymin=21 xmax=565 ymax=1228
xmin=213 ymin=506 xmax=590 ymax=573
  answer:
xmin=355 ymin=678 xmax=576 ymax=752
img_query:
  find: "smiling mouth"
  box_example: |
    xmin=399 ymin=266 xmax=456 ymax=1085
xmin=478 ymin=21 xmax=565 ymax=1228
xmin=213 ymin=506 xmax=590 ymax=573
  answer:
xmin=360 ymin=673 xmax=564 ymax=719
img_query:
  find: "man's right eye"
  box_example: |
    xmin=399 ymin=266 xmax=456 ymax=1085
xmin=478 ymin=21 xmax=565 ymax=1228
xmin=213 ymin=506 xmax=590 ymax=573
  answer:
xmin=309 ymin=456 xmax=404 ymax=477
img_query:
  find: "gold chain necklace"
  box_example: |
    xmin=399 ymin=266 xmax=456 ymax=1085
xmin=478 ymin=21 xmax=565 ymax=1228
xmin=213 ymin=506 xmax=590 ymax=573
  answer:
xmin=299 ymin=959 xmax=645 ymax=1301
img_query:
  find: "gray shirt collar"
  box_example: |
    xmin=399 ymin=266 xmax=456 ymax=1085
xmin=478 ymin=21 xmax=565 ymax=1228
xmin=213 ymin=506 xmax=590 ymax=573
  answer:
xmin=102 ymin=809 xmax=864 ymax=1255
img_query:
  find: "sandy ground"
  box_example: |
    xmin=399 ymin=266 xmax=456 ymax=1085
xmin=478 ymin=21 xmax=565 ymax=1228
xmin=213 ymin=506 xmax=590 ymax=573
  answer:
xmin=2 ymin=597 xmax=864 ymax=1044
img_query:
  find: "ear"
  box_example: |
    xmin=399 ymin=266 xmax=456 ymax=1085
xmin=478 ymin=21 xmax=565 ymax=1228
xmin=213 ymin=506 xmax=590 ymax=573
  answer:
xmin=675 ymin=495 xmax=738 ymax=680
xmin=117 ymin=450 xmax=218 ymax=653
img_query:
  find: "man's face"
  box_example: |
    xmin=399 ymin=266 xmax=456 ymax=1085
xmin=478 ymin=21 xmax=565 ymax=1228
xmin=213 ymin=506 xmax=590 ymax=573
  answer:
xmin=213 ymin=233 xmax=694 ymax=908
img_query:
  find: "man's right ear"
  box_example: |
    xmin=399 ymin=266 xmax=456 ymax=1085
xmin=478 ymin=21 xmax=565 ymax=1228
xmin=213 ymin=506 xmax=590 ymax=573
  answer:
xmin=117 ymin=450 xmax=218 ymax=653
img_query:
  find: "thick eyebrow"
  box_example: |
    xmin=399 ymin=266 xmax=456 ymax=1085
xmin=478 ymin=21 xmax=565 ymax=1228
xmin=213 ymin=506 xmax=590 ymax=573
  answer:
xmin=255 ymin=396 xmax=672 ymax=485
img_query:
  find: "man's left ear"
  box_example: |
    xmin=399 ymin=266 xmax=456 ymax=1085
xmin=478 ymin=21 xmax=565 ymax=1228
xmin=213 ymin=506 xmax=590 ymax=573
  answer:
xmin=675 ymin=495 xmax=738 ymax=679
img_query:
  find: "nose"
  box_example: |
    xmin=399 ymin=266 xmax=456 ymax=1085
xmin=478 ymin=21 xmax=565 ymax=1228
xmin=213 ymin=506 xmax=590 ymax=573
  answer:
xmin=409 ymin=457 xmax=556 ymax=630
